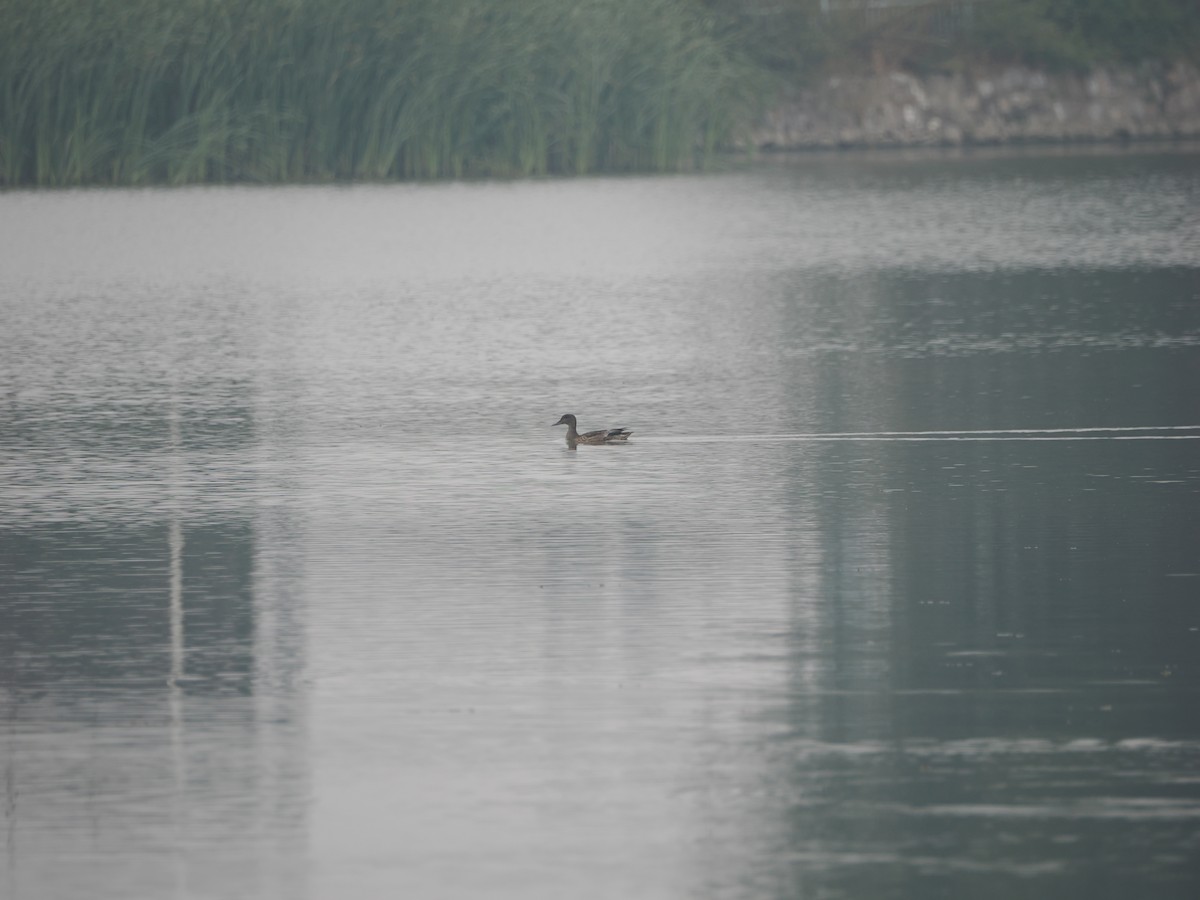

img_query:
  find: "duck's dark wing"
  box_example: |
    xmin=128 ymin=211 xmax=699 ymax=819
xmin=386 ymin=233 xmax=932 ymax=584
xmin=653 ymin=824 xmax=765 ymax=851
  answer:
xmin=606 ymin=428 xmax=633 ymax=440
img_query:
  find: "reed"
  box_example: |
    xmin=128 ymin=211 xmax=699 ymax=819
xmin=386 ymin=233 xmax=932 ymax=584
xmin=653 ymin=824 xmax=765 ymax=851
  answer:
xmin=0 ymin=0 xmax=762 ymax=186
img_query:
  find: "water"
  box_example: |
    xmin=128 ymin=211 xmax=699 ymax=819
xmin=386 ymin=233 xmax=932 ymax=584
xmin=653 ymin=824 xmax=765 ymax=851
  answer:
xmin=2 ymin=147 xmax=1199 ymax=899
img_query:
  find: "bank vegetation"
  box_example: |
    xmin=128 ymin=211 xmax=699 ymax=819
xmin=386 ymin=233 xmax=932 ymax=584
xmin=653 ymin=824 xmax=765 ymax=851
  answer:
xmin=2 ymin=0 xmax=1197 ymax=186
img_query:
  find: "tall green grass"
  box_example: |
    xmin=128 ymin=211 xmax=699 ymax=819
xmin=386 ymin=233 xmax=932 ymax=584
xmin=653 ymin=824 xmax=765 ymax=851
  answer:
xmin=0 ymin=0 xmax=763 ymax=186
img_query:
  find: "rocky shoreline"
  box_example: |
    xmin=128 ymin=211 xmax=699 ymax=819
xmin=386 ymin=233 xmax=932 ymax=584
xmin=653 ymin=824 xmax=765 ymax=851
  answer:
xmin=754 ymin=62 xmax=1200 ymax=150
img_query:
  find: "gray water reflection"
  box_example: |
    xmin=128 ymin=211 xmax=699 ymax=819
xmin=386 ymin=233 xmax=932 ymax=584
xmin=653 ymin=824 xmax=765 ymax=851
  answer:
xmin=2 ymin=147 xmax=1199 ymax=899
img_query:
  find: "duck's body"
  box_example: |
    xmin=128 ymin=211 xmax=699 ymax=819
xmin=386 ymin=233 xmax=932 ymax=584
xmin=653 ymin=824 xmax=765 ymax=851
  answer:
xmin=553 ymin=413 xmax=632 ymax=444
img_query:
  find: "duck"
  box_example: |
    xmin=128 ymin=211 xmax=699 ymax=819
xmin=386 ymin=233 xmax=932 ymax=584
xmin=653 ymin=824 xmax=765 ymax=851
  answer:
xmin=553 ymin=413 xmax=633 ymax=444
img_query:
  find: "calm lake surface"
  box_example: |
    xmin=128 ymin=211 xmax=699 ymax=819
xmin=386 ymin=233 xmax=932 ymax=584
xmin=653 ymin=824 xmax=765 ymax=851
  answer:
xmin=2 ymin=146 xmax=1199 ymax=899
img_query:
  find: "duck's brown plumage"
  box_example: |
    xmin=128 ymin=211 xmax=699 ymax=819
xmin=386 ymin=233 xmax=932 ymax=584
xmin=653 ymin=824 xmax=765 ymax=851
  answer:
xmin=553 ymin=413 xmax=632 ymax=444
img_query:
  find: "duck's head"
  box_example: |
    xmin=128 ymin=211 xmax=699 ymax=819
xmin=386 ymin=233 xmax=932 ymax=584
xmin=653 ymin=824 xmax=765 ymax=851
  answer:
xmin=553 ymin=414 xmax=576 ymax=428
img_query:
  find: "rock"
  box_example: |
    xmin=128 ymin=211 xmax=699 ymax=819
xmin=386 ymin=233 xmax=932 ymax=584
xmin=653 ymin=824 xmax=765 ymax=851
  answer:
xmin=752 ymin=63 xmax=1200 ymax=151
